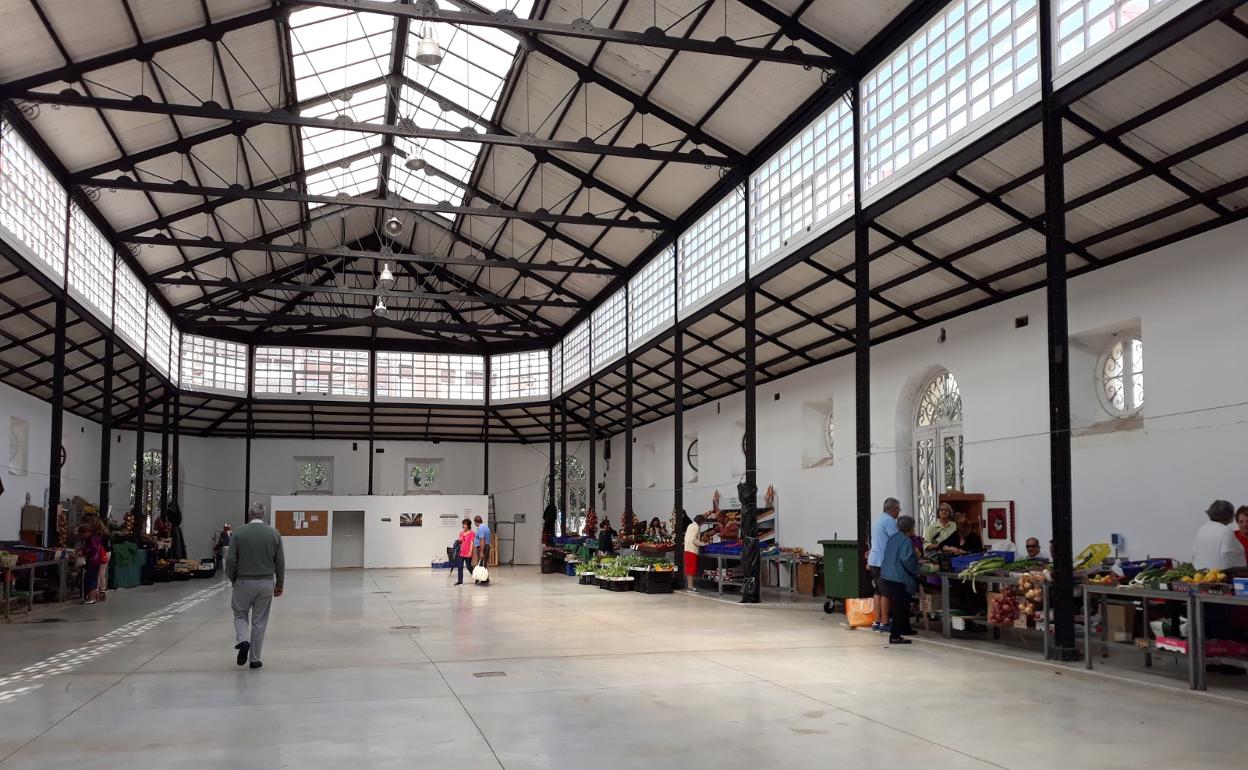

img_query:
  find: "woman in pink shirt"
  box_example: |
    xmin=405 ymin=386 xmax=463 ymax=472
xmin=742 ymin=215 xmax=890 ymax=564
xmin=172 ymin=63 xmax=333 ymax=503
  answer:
xmin=455 ymin=518 xmax=476 ymax=586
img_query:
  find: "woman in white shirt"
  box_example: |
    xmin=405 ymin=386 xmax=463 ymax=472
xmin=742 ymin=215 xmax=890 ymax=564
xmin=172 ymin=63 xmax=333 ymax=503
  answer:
xmin=683 ymin=513 xmax=706 ymax=590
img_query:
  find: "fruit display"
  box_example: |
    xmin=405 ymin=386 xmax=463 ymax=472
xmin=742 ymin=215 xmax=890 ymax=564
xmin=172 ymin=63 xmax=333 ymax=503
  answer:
xmin=583 ymin=509 xmax=598 ymax=538
xmin=1087 ymin=573 xmax=1119 ymax=585
xmin=1179 ymin=568 xmax=1228 ymax=585
xmin=989 ymin=587 xmax=1020 ymax=626
xmin=1017 ymin=572 xmax=1046 ymax=620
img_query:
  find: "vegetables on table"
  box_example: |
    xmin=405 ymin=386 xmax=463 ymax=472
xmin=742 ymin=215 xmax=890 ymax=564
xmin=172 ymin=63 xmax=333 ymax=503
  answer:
xmin=989 ymin=587 xmax=1020 ymax=626
xmin=958 ymin=557 xmax=1007 ymax=591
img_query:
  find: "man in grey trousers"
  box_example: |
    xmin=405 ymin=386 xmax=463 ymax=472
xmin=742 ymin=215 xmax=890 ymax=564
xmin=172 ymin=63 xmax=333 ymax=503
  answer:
xmin=226 ymin=503 xmax=285 ymax=670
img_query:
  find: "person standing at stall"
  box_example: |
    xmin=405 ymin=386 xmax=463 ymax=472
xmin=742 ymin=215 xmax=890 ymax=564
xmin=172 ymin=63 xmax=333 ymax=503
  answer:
xmin=867 ymin=498 xmax=902 ymax=634
xmin=1234 ymin=506 xmax=1248 ymax=563
xmin=882 ymin=515 xmax=921 ymax=644
xmin=684 ymin=514 xmax=706 ymax=590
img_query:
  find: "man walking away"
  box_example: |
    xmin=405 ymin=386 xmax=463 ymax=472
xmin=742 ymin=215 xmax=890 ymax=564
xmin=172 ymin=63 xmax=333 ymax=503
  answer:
xmin=867 ymin=498 xmax=901 ymax=634
xmin=227 ymin=503 xmax=285 ymax=669
xmin=473 ymin=515 xmax=492 ymax=585
xmin=882 ymin=515 xmax=921 ymax=644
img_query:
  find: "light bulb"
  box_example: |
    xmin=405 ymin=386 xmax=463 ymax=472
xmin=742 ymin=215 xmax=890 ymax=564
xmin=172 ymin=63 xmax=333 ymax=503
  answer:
xmin=373 ymin=296 xmax=387 ymax=317
xmin=415 ymin=28 xmax=442 ymax=66
xmin=383 ymin=216 xmax=403 ymax=237
xmin=404 ymin=153 xmax=427 ymax=172
xmin=378 ymin=263 xmax=395 ymax=288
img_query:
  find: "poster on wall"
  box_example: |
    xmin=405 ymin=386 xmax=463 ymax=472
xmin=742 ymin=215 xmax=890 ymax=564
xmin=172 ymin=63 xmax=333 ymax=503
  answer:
xmin=439 ymin=513 xmax=460 ymax=528
xmin=275 ymin=510 xmax=328 ymax=537
xmin=400 ymin=513 xmax=423 ymax=527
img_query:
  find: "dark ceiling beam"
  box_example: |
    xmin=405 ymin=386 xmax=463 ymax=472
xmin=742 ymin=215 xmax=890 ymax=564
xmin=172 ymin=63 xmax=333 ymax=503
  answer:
xmin=6 ymin=89 xmax=734 ymax=166
xmin=84 ymin=175 xmax=660 ymax=228
xmin=733 ymin=0 xmax=857 ymax=63
xmin=127 ymin=234 xmax=618 ymax=275
xmin=184 ymin=309 xmax=531 ymax=335
xmin=168 ymin=276 xmax=580 ymax=308
xmin=0 ymin=7 xmax=282 ymax=91
xmin=282 ymin=0 xmax=850 ymax=70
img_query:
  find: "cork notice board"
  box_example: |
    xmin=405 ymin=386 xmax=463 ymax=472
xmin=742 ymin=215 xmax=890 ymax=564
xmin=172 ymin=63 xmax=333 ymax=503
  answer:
xmin=275 ymin=510 xmax=328 ymax=537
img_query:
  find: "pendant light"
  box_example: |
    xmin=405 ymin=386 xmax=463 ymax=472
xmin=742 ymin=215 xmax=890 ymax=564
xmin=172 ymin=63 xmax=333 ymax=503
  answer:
xmin=383 ymin=216 xmax=403 ymax=237
xmin=378 ymin=263 xmax=395 ymax=289
xmin=373 ymin=296 xmax=388 ymax=317
xmin=414 ymin=24 xmax=443 ymax=66
xmin=404 ymin=152 xmax=427 ymax=172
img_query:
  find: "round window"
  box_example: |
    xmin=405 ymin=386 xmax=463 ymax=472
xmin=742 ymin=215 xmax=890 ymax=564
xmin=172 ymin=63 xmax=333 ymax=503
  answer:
xmin=1098 ymin=336 xmax=1143 ymax=416
xmin=824 ymin=412 xmax=834 ymax=458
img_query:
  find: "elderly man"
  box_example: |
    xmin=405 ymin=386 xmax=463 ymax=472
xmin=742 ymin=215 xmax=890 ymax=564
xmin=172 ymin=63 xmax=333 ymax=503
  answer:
xmin=1024 ymin=537 xmax=1048 ymax=562
xmin=867 ymin=497 xmax=902 ymax=634
xmin=226 ymin=503 xmax=285 ymax=670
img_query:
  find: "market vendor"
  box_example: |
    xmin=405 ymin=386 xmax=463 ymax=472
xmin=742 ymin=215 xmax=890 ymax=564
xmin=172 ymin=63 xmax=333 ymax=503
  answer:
xmin=683 ymin=514 xmax=707 ymax=590
xmin=598 ymin=519 xmax=616 ymax=555
xmin=939 ymin=511 xmax=983 ymax=556
xmin=1024 ymin=538 xmax=1048 ymax=562
xmin=647 ymin=517 xmax=669 ymax=540
xmin=923 ymin=502 xmax=957 ymax=552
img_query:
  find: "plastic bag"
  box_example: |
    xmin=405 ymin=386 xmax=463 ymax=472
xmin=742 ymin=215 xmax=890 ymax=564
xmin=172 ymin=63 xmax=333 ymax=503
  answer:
xmin=846 ymin=597 xmax=876 ymax=628
xmin=472 ymin=565 xmax=489 ymax=582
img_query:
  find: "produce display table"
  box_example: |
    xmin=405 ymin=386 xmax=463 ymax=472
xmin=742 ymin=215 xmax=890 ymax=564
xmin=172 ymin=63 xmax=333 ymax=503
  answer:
xmin=2 ymin=559 xmax=69 ymax=621
xmin=1082 ymin=584 xmax=1198 ymax=689
xmin=936 ymin=572 xmax=1081 ymax=661
xmin=1189 ymin=592 xmax=1248 ymax=690
xmin=702 ymin=553 xmax=797 ymax=599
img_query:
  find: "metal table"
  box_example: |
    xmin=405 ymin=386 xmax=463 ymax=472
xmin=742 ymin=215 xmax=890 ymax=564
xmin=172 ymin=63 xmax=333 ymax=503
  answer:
xmin=1191 ymin=592 xmax=1248 ymax=690
xmin=703 ymin=553 xmax=798 ymax=599
xmin=2 ymin=559 xmax=69 ymax=621
xmin=1081 ymin=584 xmax=1198 ymax=689
xmin=936 ymin=572 xmax=1077 ymax=661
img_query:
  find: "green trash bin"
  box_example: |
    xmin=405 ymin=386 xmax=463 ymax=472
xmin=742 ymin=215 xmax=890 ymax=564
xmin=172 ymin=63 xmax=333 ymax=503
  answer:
xmin=818 ymin=539 xmax=861 ymax=614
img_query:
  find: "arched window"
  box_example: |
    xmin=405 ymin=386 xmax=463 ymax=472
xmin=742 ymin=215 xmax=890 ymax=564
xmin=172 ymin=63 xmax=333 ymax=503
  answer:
xmin=130 ymin=449 xmax=172 ymax=528
xmin=913 ymin=370 xmax=964 ymax=531
xmin=544 ymin=456 xmax=588 ymax=536
xmin=1098 ymin=336 xmax=1143 ymax=416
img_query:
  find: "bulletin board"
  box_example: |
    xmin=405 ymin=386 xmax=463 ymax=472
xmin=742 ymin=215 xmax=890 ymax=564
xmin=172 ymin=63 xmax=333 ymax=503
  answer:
xmin=275 ymin=510 xmax=328 ymax=537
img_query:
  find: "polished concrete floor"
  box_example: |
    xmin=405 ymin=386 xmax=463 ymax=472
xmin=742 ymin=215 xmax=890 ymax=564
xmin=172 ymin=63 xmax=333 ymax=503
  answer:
xmin=0 ymin=568 xmax=1241 ymax=769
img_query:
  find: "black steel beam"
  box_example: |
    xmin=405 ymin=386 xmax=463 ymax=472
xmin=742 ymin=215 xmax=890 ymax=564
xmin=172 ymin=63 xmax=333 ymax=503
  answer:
xmin=159 ymin=276 xmax=581 ymax=309
xmin=98 ymin=334 xmax=114 ymax=518
xmin=7 ymin=90 xmax=733 ymax=166
xmin=284 ymin=0 xmax=849 ymax=68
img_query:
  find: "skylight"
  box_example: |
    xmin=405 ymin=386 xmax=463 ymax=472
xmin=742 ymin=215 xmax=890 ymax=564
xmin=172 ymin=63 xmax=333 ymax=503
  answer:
xmin=287 ymin=1 xmax=534 ymax=215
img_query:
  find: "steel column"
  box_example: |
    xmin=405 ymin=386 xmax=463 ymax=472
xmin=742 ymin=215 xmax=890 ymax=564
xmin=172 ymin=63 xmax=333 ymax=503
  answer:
xmin=244 ymin=345 xmax=254 ymax=520
xmin=159 ymin=393 xmax=170 ymax=516
xmin=133 ymin=361 xmax=147 ymax=538
xmin=547 ymin=399 xmax=556 ymax=537
xmin=368 ymin=349 xmax=376 ymax=495
xmin=588 ymin=379 xmax=596 ymax=527
xmin=98 ymin=335 xmax=114 ymax=518
xmin=624 ymin=357 xmax=634 ymax=524
xmin=483 ymin=356 xmax=491 ymax=495
xmin=740 ymin=181 xmax=760 ymax=604
xmin=172 ymin=390 xmax=180 ymax=505
xmin=560 ymin=398 xmax=568 ymax=529
xmin=45 ymin=299 xmax=67 ymax=545
xmin=673 ymin=325 xmax=685 ymax=581
xmin=1040 ymin=0 xmax=1078 ymax=660
xmin=852 ymin=88 xmax=873 ymax=598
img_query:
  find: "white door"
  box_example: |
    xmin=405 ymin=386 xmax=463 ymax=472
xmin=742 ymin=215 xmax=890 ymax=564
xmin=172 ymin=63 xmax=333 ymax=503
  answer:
xmin=330 ymin=511 xmax=365 ymax=569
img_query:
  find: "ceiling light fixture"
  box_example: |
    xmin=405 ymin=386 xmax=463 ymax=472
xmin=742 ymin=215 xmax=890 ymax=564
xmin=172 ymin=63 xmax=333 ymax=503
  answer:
xmin=378 ymin=263 xmax=395 ymax=288
xmin=415 ymin=25 xmax=443 ymax=66
xmin=373 ymin=296 xmax=388 ymax=317
xmin=383 ymin=216 xmax=404 ymax=237
xmin=404 ymin=152 xmax=427 ymax=172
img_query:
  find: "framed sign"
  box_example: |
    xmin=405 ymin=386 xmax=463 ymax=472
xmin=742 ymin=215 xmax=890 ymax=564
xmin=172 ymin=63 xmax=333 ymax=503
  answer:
xmin=275 ymin=510 xmax=328 ymax=537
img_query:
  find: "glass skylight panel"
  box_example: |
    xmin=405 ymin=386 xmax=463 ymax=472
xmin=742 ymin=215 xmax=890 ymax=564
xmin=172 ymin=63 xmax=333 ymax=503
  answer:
xmin=145 ymin=297 xmax=172 ymax=376
xmin=389 ymin=1 xmax=534 ymax=211
xmin=0 ymin=120 xmax=67 ymax=282
xmin=66 ymin=204 xmax=114 ymax=324
xmin=591 ymin=288 xmax=627 ymax=372
xmin=1056 ymin=0 xmax=1170 ymax=67
xmin=679 ymin=189 xmax=745 ymax=312
xmin=254 ymin=347 xmax=370 ymax=398
xmin=862 ymin=0 xmax=1040 ymax=191
xmin=300 ymin=82 xmax=388 ymax=201
xmin=629 ymin=246 xmax=674 ymax=347
xmin=751 ymin=99 xmax=853 ymax=267
xmin=490 ymin=350 xmax=549 ymax=402
xmin=181 ymin=335 xmax=247 ymax=395
xmin=169 ymin=329 xmax=181 ymax=387
xmin=551 ymin=344 xmax=563 ymax=396
xmin=562 ymin=320 xmax=591 ymax=389
xmin=376 ymin=351 xmax=484 ymax=401
xmin=113 ymin=259 xmax=146 ymax=352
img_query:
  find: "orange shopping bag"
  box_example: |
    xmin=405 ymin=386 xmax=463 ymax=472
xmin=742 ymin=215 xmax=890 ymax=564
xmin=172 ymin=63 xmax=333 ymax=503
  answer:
xmin=845 ymin=597 xmax=876 ymax=628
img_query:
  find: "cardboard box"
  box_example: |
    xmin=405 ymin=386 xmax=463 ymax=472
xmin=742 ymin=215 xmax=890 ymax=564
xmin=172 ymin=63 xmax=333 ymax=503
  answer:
xmin=795 ymin=562 xmax=817 ymax=596
xmin=1106 ymin=603 xmax=1134 ymax=642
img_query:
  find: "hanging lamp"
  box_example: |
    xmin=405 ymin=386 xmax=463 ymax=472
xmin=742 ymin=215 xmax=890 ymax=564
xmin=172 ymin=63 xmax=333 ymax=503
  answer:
xmin=415 ymin=25 xmax=443 ymax=66
xmin=378 ymin=263 xmax=395 ymax=288
xmin=373 ymin=296 xmax=388 ymax=317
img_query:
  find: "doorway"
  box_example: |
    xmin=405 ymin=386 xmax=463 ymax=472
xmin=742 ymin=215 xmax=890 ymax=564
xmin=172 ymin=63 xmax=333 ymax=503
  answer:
xmin=331 ymin=511 xmax=365 ymax=569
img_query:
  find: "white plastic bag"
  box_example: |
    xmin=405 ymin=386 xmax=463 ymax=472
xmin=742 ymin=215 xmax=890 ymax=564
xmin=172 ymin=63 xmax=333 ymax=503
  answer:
xmin=472 ymin=565 xmax=489 ymax=582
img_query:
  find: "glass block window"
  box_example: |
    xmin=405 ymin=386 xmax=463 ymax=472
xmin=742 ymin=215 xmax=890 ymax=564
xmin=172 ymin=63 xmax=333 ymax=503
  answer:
xmin=145 ymin=297 xmax=172 ymax=376
xmin=0 ymin=120 xmax=67 ymax=281
xmin=628 ymin=246 xmax=674 ymax=347
xmin=490 ymin=350 xmax=549 ymax=402
xmin=295 ymin=457 xmax=333 ymax=494
xmin=1056 ymin=0 xmax=1170 ymax=67
xmin=169 ymin=329 xmax=181 ymax=387
xmin=751 ymin=99 xmax=853 ymax=266
xmin=679 ymin=189 xmax=746 ymax=312
xmin=254 ymin=347 xmax=370 ymax=398
xmin=375 ymin=351 xmax=484 ymax=401
xmin=551 ymin=345 xmax=563 ymax=396
xmin=113 ymin=259 xmax=147 ymax=352
xmin=562 ymin=320 xmax=591 ymax=389
xmin=591 ymin=288 xmax=627 ymax=372
xmin=181 ymin=335 xmax=247 ymax=395
xmin=862 ymin=0 xmax=1040 ymax=191
xmin=66 ymin=204 xmax=114 ymax=323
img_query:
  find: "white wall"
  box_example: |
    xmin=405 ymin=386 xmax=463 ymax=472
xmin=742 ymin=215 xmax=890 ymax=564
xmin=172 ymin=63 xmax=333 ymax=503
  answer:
xmin=604 ymin=219 xmax=1248 ymax=561
xmin=1 ymin=381 xmax=101 ymax=538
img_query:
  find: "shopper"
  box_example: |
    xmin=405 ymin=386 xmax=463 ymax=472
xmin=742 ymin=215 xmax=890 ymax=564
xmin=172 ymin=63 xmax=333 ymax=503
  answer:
xmin=76 ymin=524 xmax=101 ymax=604
xmin=882 ymin=515 xmax=921 ymax=644
xmin=867 ymin=497 xmax=901 ymax=633
xmin=89 ymin=515 xmax=111 ymax=601
xmin=454 ymin=518 xmax=475 ymax=585
xmin=473 ymin=515 xmax=492 ymax=582
xmin=1192 ymin=500 xmax=1246 ymax=570
xmin=683 ymin=514 xmax=706 ymax=590
xmin=1234 ymin=506 xmax=1248 ymax=563
xmin=213 ymin=524 xmax=232 ymax=572
xmin=226 ymin=503 xmax=285 ymax=670
xmin=923 ymin=503 xmax=956 ymax=552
